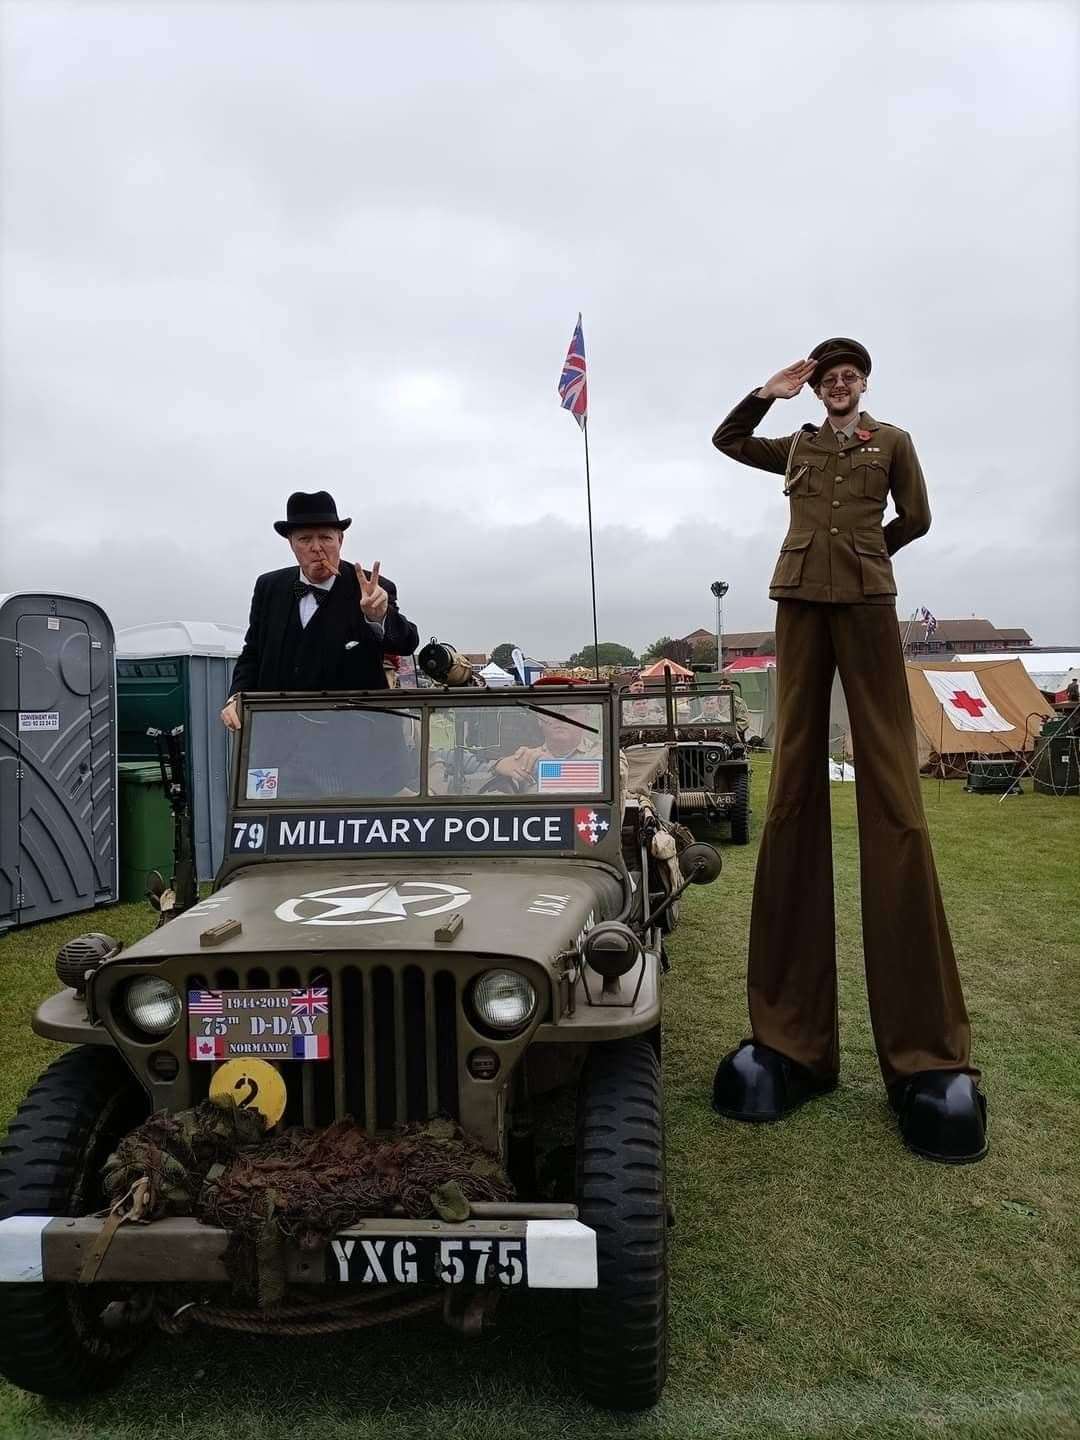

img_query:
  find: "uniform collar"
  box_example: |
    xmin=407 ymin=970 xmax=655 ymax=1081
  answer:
xmin=808 ymin=410 xmax=879 ymax=452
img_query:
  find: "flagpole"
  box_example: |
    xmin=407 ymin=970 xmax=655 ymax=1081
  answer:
xmin=583 ymin=418 xmax=600 ymax=679
xmin=901 ymin=607 xmax=918 ymax=657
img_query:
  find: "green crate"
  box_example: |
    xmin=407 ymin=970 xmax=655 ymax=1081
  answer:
xmin=117 ymin=761 xmax=174 ymax=903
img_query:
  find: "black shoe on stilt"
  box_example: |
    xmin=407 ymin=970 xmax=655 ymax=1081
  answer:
xmin=889 ymin=1071 xmax=988 ymax=1164
xmin=711 ymin=1040 xmax=837 ymax=1123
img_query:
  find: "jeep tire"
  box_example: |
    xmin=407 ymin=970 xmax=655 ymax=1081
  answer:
xmin=575 ymin=1037 xmax=667 ymax=1410
xmin=0 ymin=1046 xmax=149 ymax=1398
xmin=730 ymin=771 xmax=750 ymax=845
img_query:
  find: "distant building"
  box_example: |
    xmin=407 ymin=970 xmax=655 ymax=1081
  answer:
xmin=682 ymin=618 xmax=1035 ymax=665
xmin=680 ymin=626 xmax=775 ymax=666
xmin=906 ymin=620 xmax=1034 ymax=656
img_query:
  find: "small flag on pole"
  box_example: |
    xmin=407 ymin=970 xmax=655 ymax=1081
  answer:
xmin=558 ymin=313 xmax=588 ymax=430
xmin=920 ymin=606 xmax=938 ymax=637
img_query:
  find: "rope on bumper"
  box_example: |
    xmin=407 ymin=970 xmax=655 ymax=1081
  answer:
xmin=156 ymin=1287 xmax=441 ymax=1336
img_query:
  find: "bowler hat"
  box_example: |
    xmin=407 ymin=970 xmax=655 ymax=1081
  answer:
xmin=808 ymin=337 xmax=872 ymax=386
xmin=274 ymin=491 xmax=352 ymax=537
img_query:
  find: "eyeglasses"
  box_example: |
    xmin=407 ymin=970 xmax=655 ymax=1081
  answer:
xmin=820 ymin=370 xmax=864 ymax=387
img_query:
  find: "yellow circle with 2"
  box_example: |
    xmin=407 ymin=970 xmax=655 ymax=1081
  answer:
xmin=209 ymin=1058 xmax=287 ymax=1125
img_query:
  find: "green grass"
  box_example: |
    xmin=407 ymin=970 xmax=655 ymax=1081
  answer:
xmin=1 ymin=760 xmax=1078 ymax=1439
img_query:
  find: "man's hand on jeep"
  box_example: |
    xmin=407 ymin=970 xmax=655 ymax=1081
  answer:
xmin=221 ymin=698 xmax=241 ymax=731
xmin=758 ymin=360 xmax=816 ymax=400
xmin=494 ymin=745 xmax=541 ymax=787
xmin=356 ymin=560 xmax=389 ymax=621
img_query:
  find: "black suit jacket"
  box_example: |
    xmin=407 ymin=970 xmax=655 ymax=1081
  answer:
xmin=230 ymin=564 xmax=419 ymax=695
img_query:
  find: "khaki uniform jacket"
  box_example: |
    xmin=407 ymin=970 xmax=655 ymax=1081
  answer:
xmin=713 ymin=391 xmax=931 ymax=604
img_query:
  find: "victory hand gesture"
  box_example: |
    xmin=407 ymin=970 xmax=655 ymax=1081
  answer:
xmin=759 ymin=359 xmax=816 ymax=400
xmin=356 ymin=561 xmax=389 ymax=621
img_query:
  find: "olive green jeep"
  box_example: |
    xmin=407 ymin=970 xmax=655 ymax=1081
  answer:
xmin=0 ymin=683 xmax=719 ymax=1410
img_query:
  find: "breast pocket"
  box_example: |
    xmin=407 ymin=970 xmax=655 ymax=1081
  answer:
xmin=851 ymin=451 xmax=889 ymax=501
xmin=785 ymin=454 xmax=826 ymax=496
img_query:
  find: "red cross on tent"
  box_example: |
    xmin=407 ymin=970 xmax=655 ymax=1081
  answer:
xmin=949 ymin=690 xmax=987 ymax=718
xmin=922 ymin=670 xmax=1014 ymax=733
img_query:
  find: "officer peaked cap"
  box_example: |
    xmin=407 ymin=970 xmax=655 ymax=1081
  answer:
xmin=274 ymin=490 xmax=352 ymax=537
xmin=809 ymin=337 xmax=871 ymax=386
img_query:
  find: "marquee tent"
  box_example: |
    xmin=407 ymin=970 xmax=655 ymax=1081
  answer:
xmin=831 ymin=659 xmax=1055 ymax=775
xmin=638 ymin=658 xmax=694 ymax=681
xmin=478 ymin=661 xmax=514 ymax=688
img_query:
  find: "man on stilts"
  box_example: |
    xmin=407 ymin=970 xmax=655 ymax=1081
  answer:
xmin=710 ymin=338 xmax=987 ymax=1163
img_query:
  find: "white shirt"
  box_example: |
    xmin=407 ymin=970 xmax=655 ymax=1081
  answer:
xmin=298 ymin=571 xmax=385 ymax=638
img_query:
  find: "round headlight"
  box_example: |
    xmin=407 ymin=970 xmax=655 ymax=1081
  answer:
xmin=472 ymin=970 xmax=537 ymax=1033
xmin=706 ymin=751 xmax=721 ymax=764
xmin=123 ymin=977 xmax=182 ymax=1037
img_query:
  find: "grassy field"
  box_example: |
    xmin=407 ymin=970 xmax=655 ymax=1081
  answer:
xmin=1 ymin=757 xmax=1078 ymax=1439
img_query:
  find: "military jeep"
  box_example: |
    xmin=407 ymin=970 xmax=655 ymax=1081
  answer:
xmin=620 ymin=681 xmax=753 ymax=844
xmin=0 ymin=683 xmax=719 ymax=1411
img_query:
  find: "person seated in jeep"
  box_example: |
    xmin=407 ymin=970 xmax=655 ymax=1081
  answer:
xmin=490 ymin=705 xmax=602 ymax=791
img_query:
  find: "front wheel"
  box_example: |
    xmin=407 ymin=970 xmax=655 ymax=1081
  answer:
xmin=575 ymin=1038 xmax=668 ymax=1410
xmin=0 ymin=1046 xmax=149 ymax=1398
xmin=729 ymin=772 xmax=751 ymax=845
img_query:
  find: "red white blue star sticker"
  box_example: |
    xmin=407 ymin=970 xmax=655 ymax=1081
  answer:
xmin=575 ymin=808 xmax=610 ymax=846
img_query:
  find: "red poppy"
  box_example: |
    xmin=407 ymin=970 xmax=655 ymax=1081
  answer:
xmin=855 ymin=428 xmax=872 ymax=442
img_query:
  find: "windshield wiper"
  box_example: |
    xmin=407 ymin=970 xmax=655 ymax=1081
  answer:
xmin=507 ymin=702 xmax=599 ymax=735
xmin=326 ymin=703 xmax=420 ymax=722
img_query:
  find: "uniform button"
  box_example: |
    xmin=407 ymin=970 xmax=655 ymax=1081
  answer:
xmin=835 ymin=475 xmax=845 ymax=482
xmin=830 ymin=526 xmax=839 ymax=535
xmin=832 ymin=499 xmax=841 ymax=508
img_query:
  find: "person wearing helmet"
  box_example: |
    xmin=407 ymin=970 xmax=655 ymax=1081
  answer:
xmin=709 ymin=338 xmax=986 ymax=1164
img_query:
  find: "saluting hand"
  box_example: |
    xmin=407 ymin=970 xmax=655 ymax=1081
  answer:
xmin=356 ymin=560 xmax=389 ymax=621
xmin=759 ymin=359 xmax=816 ymax=400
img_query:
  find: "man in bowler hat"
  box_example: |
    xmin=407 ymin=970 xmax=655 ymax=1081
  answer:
xmin=221 ymin=490 xmax=418 ymax=729
xmin=710 ymin=339 xmax=987 ymax=1163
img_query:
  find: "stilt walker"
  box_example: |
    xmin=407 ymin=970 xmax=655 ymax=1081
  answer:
xmin=709 ymin=339 xmax=987 ymax=1163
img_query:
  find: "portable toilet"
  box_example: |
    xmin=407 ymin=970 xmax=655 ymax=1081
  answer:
xmin=114 ymin=621 xmax=244 ymax=883
xmin=0 ymin=592 xmax=118 ymax=935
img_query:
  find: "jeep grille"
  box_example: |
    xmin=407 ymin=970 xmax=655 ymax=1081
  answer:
xmin=186 ymin=962 xmax=460 ymax=1131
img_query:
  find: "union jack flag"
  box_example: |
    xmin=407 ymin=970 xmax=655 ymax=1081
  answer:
xmin=558 ymin=314 xmax=587 ymax=430
xmin=290 ymin=986 xmax=329 ymax=1018
xmin=920 ymin=606 xmax=938 ymax=637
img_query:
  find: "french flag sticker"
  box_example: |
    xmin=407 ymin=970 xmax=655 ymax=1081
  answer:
xmin=292 ymin=1033 xmax=331 ymax=1060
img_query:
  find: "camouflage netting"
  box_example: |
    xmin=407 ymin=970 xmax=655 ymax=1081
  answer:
xmin=104 ymin=1099 xmax=514 ymax=1307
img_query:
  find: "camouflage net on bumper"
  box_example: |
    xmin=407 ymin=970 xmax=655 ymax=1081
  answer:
xmin=104 ymin=1100 xmax=513 ymax=1307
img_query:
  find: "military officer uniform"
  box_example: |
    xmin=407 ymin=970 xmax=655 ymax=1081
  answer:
xmin=710 ymin=338 xmax=984 ymax=1162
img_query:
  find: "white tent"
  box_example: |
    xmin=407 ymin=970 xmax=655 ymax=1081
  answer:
xmin=478 ymin=661 xmax=515 ymax=688
xmin=954 ymin=652 xmax=1080 ymax=695
xmin=115 ymin=620 xmax=244 ymax=658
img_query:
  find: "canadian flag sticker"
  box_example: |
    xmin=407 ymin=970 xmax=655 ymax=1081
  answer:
xmin=189 ymin=1034 xmax=226 ymax=1062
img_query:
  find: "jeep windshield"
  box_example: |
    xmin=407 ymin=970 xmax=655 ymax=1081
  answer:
xmin=239 ymin=695 xmax=609 ymax=806
xmin=620 ymin=688 xmax=735 ymax=729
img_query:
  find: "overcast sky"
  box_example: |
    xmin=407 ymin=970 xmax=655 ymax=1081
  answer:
xmin=1 ymin=1 xmax=1077 ymax=660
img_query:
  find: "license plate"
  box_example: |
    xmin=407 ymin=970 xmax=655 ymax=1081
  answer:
xmin=328 ymin=1235 xmax=527 ymax=1288
xmin=187 ymin=987 xmax=331 ymax=1062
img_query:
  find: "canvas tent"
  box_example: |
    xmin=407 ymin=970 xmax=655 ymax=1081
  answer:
xmin=478 ymin=661 xmax=514 ymax=688
xmin=831 ymin=659 xmax=1055 ymax=775
xmin=954 ymin=652 xmax=1080 ymax=701
xmin=722 ymin=661 xmax=777 ymax=745
xmin=638 ymin=658 xmax=694 ymax=681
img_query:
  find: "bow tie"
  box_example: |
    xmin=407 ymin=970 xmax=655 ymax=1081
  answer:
xmin=294 ymin=580 xmax=331 ymax=606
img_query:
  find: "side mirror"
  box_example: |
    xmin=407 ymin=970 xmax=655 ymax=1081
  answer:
xmin=679 ymin=842 xmax=722 ymax=885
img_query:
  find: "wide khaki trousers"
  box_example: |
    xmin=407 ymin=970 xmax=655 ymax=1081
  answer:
xmin=747 ymin=601 xmax=976 ymax=1087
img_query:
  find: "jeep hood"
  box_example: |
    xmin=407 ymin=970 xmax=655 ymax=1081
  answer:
xmin=118 ymin=860 xmax=627 ymax=967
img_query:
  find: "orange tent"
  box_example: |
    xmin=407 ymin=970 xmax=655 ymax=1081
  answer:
xmin=638 ymin=658 xmax=694 ymax=681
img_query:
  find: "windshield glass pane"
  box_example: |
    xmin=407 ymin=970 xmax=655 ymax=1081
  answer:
xmin=675 ymin=692 xmax=734 ymax=725
xmin=620 ymin=694 xmax=669 ymax=727
xmin=245 ymin=708 xmax=421 ymax=802
xmin=429 ymin=702 xmax=605 ymax=797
